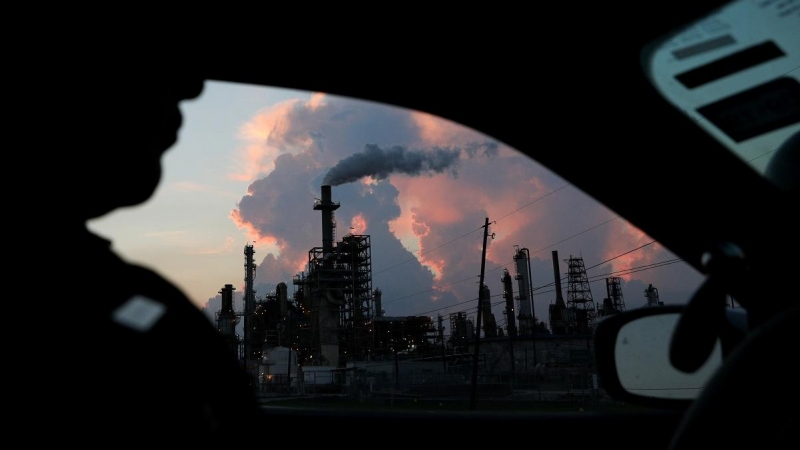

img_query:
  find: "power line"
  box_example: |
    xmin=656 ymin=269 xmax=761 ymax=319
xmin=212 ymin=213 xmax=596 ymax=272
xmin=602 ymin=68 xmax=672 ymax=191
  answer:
xmin=531 ymin=259 xmax=684 ymax=296
xmin=373 ymin=225 xmax=485 ymax=277
xmin=527 ymin=216 xmax=620 ymax=257
xmin=532 ymin=258 xmax=683 ymax=292
xmin=406 ymin=258 xmax=683 ymax=318
xmin=588 ymin=258 xmax=683 ymax=281
xmin=373 ymin=184 xmax=569 ymax=278
xmin=412 ymin=293 xmax=505 ymax=318
xmin=493 ymin=184 xmax=569 ymax=222
xmin=321 ymin=255 xmax=682 ymax=337
xmin=382 ymin=274 xmax=482 ymax=305
xmin=584 ymin=240 xmax=656 ymax=271
xmin=380 ymin=214 xmax=622 ymax=305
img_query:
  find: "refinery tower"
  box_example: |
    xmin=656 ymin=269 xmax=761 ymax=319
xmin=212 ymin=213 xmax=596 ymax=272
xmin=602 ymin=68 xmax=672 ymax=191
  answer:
xmin=293 ymin=185 xmax=374 ymax=367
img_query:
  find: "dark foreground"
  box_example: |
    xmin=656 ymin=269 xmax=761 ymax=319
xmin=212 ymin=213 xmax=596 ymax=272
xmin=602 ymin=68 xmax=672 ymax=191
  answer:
xmin=258 ymin=393 xmax=657 ymax=413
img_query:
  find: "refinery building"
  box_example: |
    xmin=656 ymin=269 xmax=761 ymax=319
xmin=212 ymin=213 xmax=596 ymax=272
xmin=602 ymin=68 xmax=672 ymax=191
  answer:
xmin=214 ymin=185 xmax=659 ymax=399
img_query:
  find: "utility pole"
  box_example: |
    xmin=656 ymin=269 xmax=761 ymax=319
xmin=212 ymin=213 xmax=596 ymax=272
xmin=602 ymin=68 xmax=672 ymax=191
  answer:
xmin=470 ymin=218 xmax=493 ymax=410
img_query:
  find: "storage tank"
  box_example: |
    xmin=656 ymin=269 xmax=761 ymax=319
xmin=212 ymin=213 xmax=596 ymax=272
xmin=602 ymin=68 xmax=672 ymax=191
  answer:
xmin=259 ymin=346 xmax=299 ymax=392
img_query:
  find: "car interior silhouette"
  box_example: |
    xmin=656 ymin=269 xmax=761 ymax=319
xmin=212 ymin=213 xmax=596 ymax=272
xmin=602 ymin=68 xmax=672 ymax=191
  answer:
xmin=81 ymin=1 xmax=799 ymax=448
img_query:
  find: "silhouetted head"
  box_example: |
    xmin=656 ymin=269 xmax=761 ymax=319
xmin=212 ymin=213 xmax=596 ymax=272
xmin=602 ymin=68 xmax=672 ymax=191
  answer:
xmin=55 ymin=64 xmax=204 ymax=223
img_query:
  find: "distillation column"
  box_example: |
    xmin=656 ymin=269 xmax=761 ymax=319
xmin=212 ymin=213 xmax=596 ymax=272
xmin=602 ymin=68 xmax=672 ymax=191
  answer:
xmin=216 ymin=284 xmax=240 ymax=358
xmin=480 ymin=283 xmax=497 ymax=338
xmin=243 ymin=243 xmax=258 ymax=366
xmin=514 ymin=247 xmax=536 ymax=336
xmin=502 ymin=268 xmax=517 ymax=337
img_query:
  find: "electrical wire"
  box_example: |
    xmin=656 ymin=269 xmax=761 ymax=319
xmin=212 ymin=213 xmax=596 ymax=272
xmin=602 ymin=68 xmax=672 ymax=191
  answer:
xmin=380 ymin=214 xmax=625 ymax=306
xmin=372 ymin=184 xmax=570 ymax=278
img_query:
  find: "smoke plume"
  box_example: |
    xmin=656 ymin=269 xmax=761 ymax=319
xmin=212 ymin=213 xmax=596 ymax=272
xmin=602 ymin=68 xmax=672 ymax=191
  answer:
xmin=322 ymin=142 xmax=498 ymax=186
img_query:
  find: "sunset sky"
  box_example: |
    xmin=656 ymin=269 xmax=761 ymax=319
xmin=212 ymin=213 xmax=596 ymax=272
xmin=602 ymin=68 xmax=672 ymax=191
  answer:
xmin=88 ymin=80 xmax=705 ymax=330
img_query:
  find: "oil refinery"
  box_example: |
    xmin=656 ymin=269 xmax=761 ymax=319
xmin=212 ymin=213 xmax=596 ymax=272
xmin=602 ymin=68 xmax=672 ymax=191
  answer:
xmin=214 ymin=185 xmax=659 ymax=399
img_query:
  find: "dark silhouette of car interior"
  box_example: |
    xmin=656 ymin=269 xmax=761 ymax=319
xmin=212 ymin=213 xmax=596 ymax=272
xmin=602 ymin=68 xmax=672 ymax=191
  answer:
xmin=143 ymin=1 xmax=800 ymax=448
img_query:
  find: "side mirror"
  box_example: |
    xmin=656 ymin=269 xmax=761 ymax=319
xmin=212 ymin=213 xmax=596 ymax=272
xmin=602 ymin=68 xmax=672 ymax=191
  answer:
xmin=595 ymin=305 xmax=725 ymax=409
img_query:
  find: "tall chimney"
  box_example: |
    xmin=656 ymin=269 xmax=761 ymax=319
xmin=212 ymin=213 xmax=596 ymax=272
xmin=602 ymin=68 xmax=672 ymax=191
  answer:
xmin=314 ymin=185 xmax=340 ymax=256
xmin=552 ymin=250 xmax=566 ymax=308
xmin=277 ymin=282 xmax=288 ymax=316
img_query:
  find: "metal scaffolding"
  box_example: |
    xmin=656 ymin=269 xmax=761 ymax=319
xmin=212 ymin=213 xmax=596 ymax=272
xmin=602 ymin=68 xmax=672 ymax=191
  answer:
xmin=336 ymin=234 xmax=374 ymax=364
xmin=565 ymin=255 xmax=595 ymax=334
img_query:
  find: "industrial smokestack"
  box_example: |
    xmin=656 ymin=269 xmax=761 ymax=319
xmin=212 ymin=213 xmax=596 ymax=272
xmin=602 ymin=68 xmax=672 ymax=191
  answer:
xmin=277 ymin=282 xmax=288 ymax=316
xmin=315 ymin=185 xmax=340 ymax=256
xmin=552 ymin=250 xmax=566 ymax=308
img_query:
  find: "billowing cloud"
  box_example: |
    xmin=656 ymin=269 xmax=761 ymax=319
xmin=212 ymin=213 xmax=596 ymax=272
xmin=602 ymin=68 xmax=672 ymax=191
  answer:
xmin=233 ymin=98 xmax=312 ymax=181
xmin=228 ymin=93 xmax=703 ymax=327
xmin=230 ymin=150 xmax=323 ymax=279
xmin=411 ymin=110 xmax=493 ymax=148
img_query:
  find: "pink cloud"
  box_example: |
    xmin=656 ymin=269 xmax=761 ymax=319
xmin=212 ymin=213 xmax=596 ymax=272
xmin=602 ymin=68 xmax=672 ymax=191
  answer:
xmin=600 ymin=221 xmax=665 ymax=281
xmin=232 ymin=95 xmax=330 ymax=182
xmin=386 ymin=155 xmax=556 ymax=288
xmin=350 ymin=213 xmax=368 ymax=235
xmin=411 ymin=110 xmax=487 ymax=146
